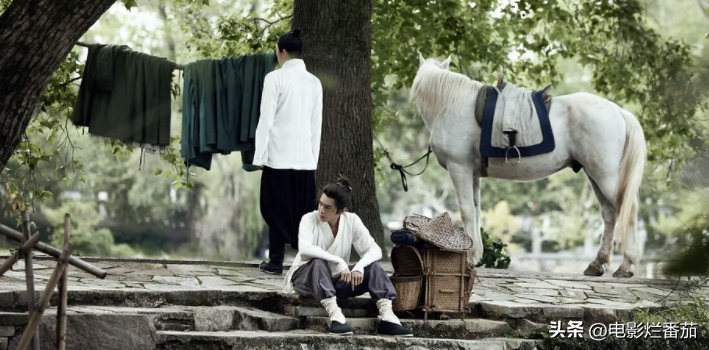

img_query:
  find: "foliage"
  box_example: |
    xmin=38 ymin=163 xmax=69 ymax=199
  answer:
xmin=42 ymin=200 xmax=137 ymax=257
xmin=662 ymin=222 xmax=709 ymax=277
xmin=481 ymin=200 xmax=520 ymax=244
xmin=475 ymin=227 xmax=512 ymax=269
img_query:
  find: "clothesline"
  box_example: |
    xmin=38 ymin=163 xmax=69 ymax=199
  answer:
xmin=75 ymin=41 xmax=185 ymax=70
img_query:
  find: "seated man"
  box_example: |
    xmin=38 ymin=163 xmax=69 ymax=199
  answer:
xmin=282 ymin=176 xmax=413 ymax=337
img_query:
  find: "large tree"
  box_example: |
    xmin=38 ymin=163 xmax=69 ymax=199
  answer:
xmin=0 ymin=0 xmax=115 ymax=176
xmin=292 ymin=0 xmax=385 ymax=253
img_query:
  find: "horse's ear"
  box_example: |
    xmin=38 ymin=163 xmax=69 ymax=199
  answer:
xmin=418 ymin=52 xmax=425 ymax=66
xmin=542 ymin=84 xmax=553 ymax=101
xmin=439 ymin=55 xmax=451 ymax=70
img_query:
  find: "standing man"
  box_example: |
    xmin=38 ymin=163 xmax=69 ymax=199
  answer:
xmin=253 ymin=27 xmax=323 ymax=275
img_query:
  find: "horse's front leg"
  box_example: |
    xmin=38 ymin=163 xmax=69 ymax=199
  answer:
xmin=447 ymin=162 xmax=483 ymax=266
xmin=473 ymin=175 xmax=482 ymax=260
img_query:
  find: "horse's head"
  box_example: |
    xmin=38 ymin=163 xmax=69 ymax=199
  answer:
xmin=418 ymin=52 xmax=451 ymax=71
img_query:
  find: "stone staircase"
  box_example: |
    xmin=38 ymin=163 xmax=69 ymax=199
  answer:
xmin=0 ymin=285 xmax=560 ymax=350
xmin=0 ymin=301 xmax=541 ymax=350
xmin=1 ymin=257 xmax=706 ymax=350
xmin=0 ymin=288 xmax=655 ymax=350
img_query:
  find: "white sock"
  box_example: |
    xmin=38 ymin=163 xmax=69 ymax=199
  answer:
xmin=320 ymin=297 xmax=346 ymax=325
xmin=376 ymin=299 xmax=401 ymax=326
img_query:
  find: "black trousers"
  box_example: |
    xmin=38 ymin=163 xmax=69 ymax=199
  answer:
xmin=291 ymin=259 xmax=397 ymax=301
xmin=260 ymin=167 xmax=317 ymax=265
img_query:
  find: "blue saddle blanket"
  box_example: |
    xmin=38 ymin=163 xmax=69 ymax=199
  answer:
xmin=479 ymin=84 xmax=555 ymax=159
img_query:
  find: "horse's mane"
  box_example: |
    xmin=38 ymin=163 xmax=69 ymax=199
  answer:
xmin=409 ymin=63 xmax=483 ymax=121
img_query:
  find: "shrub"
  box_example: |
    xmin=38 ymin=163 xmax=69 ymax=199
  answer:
xmin=475 ymin=227 xmax=511 ymax=269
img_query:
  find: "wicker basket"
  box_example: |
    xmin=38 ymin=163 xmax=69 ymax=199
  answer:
xmin=390 ymin=245 xmax=425 ymax=312
xmin=422 ymin=244 xmax=476 ymax=318
xmin=390 ymin=275 xmax=423 ymax=312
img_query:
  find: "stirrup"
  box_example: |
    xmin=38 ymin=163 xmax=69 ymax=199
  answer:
xmin=505 ymin=146 xmax=521 ymax=164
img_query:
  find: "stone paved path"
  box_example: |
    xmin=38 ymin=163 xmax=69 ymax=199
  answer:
xmin=2 ymin=255 xmax=706 ymax=313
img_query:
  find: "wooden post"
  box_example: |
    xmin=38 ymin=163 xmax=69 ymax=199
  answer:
xmin=16 ymin=243 xmax=73 ymax=350
xmin=0 ymin=223 xmax=107 ymax=278
xmin=57 ymin=214 xmax=70 ymax=350
xmin=20 ymin=211 xmax=40 ymax=350
xmin=0 ymin=232 xmax=41 ymax=277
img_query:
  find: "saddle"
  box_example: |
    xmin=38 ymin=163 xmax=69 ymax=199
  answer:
xmin=474 ymin=75 xmax=552 ymax=128
xmin=473 ymin=75 xmax=581 ymax=177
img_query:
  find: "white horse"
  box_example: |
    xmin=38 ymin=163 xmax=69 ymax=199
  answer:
xmin=410 ymin=54 xmax=647 ymax=278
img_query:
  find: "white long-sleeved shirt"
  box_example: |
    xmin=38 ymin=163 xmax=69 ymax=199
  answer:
xmin=252 ymin=59 xmax=323 ymax=170
xmin=283 ymin=211 xmax=383 ymax=294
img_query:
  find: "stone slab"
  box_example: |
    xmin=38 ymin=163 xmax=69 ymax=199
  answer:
xmin=6 ymin=313 xmax=158 ymax=350
xmin=155 ymin=330 xmax=539 ymax=350
xmin=0 ymin=327 xmax=13 ymax=337
xmin=546 ymin=280 xmax=592 ymax=290
xmin=196 ymin=276 xmax=238 ymax=287
xmin=152 ymin=276 xmax=200 ymax=286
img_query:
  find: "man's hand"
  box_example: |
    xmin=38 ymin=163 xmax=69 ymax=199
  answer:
xmin=339 ymin=269 xmax=352 ymax=284
xmin=350 ymin=271 xmax=363 ymax=290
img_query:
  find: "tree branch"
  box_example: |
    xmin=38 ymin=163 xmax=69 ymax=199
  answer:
xmin=61 ymin=77 xmax=81 ymax=86
xmin=252 ymin=14 xmax=293 ymax=26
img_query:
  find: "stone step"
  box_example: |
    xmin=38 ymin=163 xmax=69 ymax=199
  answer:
xmin=0 ymin=289 xmax=294 ymax=313
xmin=0 ymin=312 xmax=158 ymax=350
xmin=155 ymin=330 xmax=539 ymax=350
xmin=302 ymin=316 xmax=547 ymax=339
xmin=284 ymin=304 xmax=372 ymax=318
xmin=0 ymin=287 xmax=664 ymax=327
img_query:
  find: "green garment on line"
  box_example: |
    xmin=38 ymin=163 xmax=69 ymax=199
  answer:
xmin=180 ymin=53 xmax=277 ymax=172
xmin=72 ymin=44 xmax=174 ymax=146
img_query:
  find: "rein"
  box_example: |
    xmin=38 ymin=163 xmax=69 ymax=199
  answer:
xmin=373 ymin=131 xmax=433 ymax=192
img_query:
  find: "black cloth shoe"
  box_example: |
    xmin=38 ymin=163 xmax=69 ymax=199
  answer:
xmin=377 ymin=321 xmax=413 ymax=337
xmin=259 ymin=260 xmax=283 ymax=275
xmin=327 ymin=321 xmax=353 ymax=335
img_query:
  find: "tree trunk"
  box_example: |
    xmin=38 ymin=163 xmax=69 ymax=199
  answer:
xmin=293 ymin=0 xmax=387 ymax=258
xmin=0 ymin=0 xmax=115 ymax=174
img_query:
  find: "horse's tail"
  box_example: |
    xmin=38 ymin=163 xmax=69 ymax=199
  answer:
xmin=615 ymin=109 xmax=646 ymax=254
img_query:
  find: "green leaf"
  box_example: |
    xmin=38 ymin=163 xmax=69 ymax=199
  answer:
xmin=172 ymin=181 xmax=184 ymax=190
xmin=154 ymin=167 xmax=163 ymax=176
xmin=202 ymin=0 xmax=209 ymax=5
xmin=163 ymin=154 xmax=177 ymax=163
xmin=121 ymin=0 xmax=138 ymax=10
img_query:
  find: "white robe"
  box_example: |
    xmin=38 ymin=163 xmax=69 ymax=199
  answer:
xmin=282 ymin=210 xmax=382 ymax=294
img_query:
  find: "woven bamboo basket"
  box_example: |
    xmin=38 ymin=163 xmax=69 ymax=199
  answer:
xmin=422 ymin=244 xmax=476 ymax=319
xmin=390 ymin=245 xmax=425 ymax=312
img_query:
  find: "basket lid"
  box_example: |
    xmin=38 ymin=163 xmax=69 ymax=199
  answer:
xmin=391 ymin=245 xmax=424 ymax=276
xmin=407 ymin=212 xmax=474 ymax=252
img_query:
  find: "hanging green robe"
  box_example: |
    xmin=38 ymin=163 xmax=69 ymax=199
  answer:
xmin=181 ymin=53 xmax=277 ymax=171
xmin=72 ymin=44 xmax=174 ymax=146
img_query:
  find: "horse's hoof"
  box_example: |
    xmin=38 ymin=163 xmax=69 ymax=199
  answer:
xmin=583 ymin=264 xmax=605 ymax=276
xmin=612 ymin=268 xmax=634 ymax=278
